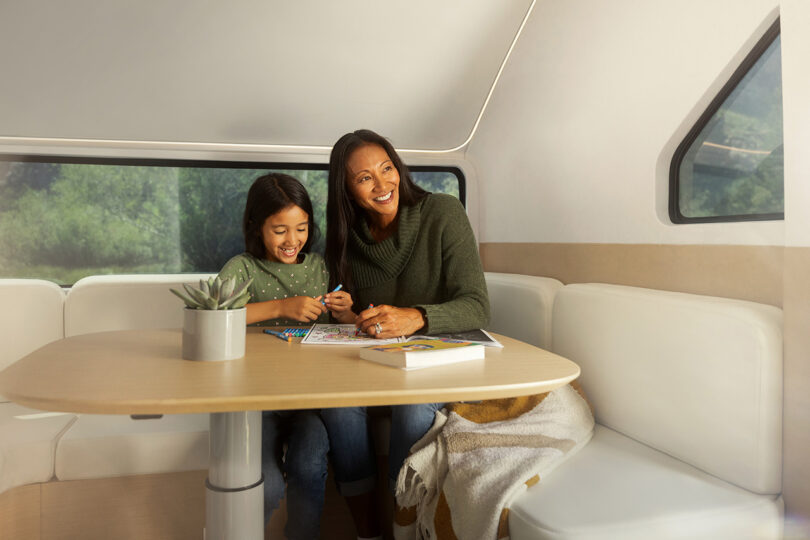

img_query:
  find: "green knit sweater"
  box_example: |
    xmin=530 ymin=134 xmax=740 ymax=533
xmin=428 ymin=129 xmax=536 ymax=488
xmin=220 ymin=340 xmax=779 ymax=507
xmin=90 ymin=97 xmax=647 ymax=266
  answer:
xmin=349 ymin=193 xmax=490 ymax=334
xmin=218 ymin=252 xmax=330 ymax=327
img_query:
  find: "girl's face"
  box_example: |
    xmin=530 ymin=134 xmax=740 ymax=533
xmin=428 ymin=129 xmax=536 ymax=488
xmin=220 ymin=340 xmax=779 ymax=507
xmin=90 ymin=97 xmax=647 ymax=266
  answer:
xmin=345 ymin=143 xmax=400 ymax=224
xmin=261 ymin=204 xmax=309 ymax=264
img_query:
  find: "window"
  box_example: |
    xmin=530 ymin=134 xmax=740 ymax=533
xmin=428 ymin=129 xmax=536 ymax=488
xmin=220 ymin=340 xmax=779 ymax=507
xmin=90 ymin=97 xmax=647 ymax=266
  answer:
xmin=0 ymin=157 xmax=463 ymax=285
xmin=670 ymin=19 xmax=782 ymax=223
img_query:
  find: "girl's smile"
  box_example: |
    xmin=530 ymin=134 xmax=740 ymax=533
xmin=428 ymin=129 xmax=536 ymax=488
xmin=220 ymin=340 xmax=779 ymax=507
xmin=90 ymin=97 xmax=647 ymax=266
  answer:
xmin=261 ymin=204 xmax=310 ymax=264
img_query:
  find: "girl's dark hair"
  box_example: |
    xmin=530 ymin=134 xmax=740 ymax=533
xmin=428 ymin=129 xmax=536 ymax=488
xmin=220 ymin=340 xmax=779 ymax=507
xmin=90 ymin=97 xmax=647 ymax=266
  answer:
xmin=324 ymin=129 xmax=429 ymax=291
xmin=243 ymin=173 xmax=318 ymax=259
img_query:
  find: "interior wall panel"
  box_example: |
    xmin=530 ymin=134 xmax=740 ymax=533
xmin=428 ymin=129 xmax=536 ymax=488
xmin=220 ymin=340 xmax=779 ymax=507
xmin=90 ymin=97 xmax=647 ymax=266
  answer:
xmin=469 ymin=0 xmax=809 ymax=522
xmin=0 ymin=1 xmax=531 ymax=151
xmin=40 ymin=471 xmax=207 ymax=540
xmin=0 ymin=484 xmax=40 ymax=540
xmin=480 ymin=243 xmax=783 ymax=307
xmin=466 ymin=0 xmax=781 ymax=246
xmin=783 ymin=248 xmax=810 ymax=530
xmin=779 ymin=0 xmax=810 ymax=526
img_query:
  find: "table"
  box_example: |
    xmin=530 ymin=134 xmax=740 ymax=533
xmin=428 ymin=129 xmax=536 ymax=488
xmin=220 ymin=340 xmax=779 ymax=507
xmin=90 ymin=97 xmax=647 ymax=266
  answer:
xmin=0 ymin=327 xmax=580 ymax=539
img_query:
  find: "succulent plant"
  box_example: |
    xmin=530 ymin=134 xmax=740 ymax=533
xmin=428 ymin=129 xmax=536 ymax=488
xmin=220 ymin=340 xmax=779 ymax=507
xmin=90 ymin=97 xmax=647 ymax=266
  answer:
xmin=170 ymin=276 xmax=253 ymax=310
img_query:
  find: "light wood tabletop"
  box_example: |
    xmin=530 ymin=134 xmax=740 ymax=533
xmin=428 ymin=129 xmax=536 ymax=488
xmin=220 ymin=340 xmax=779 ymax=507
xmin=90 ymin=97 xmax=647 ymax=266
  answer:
xmin=0 ymin=327 xmax=580 ymax=415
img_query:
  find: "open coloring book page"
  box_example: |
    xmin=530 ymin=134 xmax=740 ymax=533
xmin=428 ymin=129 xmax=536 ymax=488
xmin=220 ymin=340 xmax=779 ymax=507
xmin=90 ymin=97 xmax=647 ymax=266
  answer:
xmin=300 ymin=324 xmax=406 ymax=346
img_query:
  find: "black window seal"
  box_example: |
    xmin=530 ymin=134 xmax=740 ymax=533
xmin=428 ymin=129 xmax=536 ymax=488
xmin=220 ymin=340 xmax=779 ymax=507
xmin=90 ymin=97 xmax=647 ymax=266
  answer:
xmin=668 ymin=17 xmax=782 ymax=224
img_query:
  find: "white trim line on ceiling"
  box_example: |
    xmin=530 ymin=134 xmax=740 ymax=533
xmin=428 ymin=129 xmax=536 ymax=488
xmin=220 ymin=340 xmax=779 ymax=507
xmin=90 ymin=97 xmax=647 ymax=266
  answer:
xmin=414 ymin=0 xmax=536 ymax=154
xmin=0 ymin=0 xmax=535 ymax=157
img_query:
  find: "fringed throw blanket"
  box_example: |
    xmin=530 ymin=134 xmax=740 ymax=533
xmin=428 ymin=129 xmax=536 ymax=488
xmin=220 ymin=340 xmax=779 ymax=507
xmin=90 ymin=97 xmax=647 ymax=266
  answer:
xmin=394 ymin=383 xmax=594 ymax=540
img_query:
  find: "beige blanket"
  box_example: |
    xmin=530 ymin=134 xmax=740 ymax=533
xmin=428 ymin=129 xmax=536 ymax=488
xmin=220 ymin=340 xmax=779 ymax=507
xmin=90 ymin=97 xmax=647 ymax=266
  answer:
xmin=394 ymin=383 xmax=594 ymax=540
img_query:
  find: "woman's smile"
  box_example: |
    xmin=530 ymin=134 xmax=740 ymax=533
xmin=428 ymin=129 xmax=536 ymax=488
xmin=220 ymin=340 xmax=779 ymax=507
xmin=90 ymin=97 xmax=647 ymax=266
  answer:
xmin=345 ymin=143 xmax=401 ymax=229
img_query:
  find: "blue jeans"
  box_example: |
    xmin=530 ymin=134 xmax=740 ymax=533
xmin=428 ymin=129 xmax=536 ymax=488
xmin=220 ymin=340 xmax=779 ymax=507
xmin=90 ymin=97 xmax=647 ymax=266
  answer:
xmin=263 ymin=410 xmax=330 ymax=540
xmin=320 ymin=403 xmax=444 ymax=495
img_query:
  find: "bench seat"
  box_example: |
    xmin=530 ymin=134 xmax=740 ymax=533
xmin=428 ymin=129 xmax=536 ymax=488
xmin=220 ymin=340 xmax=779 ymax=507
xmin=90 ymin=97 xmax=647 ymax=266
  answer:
xmin=510 ymin=425 xmax=782 ymax=539
xmin=509 ymin=283 xmax=783 ymax=539
xmin=0 ymin=403 xmax=75 ymax=494
xmin=485 ymin=272 xmax=563 ymax=350
xmin=0 ymin=280 xmax=72 ymax=496
xmin=55 ymin=274 xmax=214 ymax=481
xmin=55 ymin=413 xmax=209 ymax=480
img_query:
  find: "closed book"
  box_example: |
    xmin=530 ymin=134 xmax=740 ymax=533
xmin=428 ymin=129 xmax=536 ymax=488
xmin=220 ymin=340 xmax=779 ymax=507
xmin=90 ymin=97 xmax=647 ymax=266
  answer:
xmin=359 ymin=339 xmax=485 ymax=370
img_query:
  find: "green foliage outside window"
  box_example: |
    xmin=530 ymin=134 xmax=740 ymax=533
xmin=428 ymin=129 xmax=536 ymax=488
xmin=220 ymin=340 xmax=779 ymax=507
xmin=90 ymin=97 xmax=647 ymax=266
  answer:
xmin=0 ymin=161 xmax=461 ymax=285
xmin=674 ymin=28 xmax=783 ymax=222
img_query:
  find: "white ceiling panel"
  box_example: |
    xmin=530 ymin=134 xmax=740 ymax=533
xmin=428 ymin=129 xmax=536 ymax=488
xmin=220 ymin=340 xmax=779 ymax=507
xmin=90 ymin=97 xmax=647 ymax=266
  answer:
xmin=0 ymin=1 xmax=531 ymax=150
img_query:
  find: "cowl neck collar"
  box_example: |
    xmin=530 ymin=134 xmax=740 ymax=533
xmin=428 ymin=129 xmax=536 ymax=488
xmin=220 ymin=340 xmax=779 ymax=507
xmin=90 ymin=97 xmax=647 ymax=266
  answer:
xmin=349 ymin=198 xmax=424 ymax=289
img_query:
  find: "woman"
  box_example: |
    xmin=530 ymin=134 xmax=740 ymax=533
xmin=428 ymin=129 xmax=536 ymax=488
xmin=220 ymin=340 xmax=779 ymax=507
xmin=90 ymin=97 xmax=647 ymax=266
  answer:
xmin=321 ymin=129 xmax=490 ymax=538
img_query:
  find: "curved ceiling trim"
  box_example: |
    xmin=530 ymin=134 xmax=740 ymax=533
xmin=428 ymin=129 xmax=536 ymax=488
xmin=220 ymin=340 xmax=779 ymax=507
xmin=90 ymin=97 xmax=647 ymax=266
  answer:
xmin=0 ymin=1 xmax=535 ymax=157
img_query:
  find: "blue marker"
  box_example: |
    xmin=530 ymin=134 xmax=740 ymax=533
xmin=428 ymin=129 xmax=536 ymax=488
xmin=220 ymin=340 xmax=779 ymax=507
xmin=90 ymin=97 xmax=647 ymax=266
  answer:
xmin=263 ymin=329 xmax=291 ymax=342
xmin=322 ymin=283 xmax=343 ymax=304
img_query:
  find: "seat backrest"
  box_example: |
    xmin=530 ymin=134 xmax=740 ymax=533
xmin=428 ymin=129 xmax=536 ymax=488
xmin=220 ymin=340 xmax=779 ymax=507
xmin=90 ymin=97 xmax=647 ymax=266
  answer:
xmin=0 ymin=279 xmax=65 ymax=401
xmin=484 ymin=272 xmax=563 ymax=349
xmin=552 ymin=283 xmax=782 ymax=495
xmin=65 ymin=274 xmax=214 ymax=337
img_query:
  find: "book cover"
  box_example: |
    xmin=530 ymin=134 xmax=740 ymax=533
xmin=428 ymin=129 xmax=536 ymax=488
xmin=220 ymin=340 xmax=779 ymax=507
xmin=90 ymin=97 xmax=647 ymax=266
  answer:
xmin=359 ymin=339 xmax=485 ymax=370
xmin=410 ymin=328 xmax=503 ymax=348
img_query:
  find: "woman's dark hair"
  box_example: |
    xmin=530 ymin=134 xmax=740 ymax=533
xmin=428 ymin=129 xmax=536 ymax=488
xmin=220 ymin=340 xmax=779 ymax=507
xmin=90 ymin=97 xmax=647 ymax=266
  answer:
xmin=324 ymin=129 xmax=429 ymax=291
xmin=243 ymin=173 xmax=318 ymax=259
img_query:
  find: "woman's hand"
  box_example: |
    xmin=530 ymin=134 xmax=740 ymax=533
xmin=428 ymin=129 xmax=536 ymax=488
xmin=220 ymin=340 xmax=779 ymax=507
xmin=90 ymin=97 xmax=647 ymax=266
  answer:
xmin=356 ymin=305 xmax=425 ymax=339
xmin=281 ymin=296 xmax=327 ymax=322
xmin=325 ymin=290 xmax=356 ymax=323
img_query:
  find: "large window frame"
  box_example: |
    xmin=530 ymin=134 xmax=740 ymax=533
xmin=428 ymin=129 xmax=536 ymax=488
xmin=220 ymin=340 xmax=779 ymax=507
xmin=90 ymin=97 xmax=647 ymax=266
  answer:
xmin=0 ymin=155 xmax=465 ymax=202
xmin=0 ymin=154 xmax=465 ymax=284
xmin=669 ymin=18 xmax=782 ymax=224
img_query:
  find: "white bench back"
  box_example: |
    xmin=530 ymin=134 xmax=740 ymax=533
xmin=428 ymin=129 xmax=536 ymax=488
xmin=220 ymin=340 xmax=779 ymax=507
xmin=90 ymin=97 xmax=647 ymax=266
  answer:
xmin=0 ymin=280 xmax=65 ymax=401
xmin=65 ymin=274 xmax=214 ymax=336
xmin=484 ymin=272 xmax=563 ymax=349
xmin=552 ymin=283 xmax=783 ymax=495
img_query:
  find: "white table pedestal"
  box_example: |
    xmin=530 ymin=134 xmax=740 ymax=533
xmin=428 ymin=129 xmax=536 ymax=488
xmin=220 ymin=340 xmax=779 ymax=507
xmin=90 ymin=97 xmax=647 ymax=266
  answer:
xmin=205 ymin=411 xmax=264 ymax=539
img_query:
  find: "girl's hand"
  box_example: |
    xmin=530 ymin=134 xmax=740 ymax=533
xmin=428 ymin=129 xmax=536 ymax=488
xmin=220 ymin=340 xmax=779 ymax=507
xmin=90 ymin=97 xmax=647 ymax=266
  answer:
xmin=282 ymin=296 xmax=327 ymax=322
xmin=356 ymin=305 xmax=425 ymax=339
xmin=324 ymin=290 xmax=356 ymax=323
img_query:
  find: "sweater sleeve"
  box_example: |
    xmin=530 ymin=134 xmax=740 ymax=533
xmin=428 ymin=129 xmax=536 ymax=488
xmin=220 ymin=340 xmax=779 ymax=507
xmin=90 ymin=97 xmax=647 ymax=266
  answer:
xmin=414 ymin=196 xmax=490 ymax=334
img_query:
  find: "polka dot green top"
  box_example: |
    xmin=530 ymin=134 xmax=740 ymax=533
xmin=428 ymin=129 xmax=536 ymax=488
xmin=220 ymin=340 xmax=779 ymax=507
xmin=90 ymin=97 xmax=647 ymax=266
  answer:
xmin=217 ymin=252 xmax=330 ymax=327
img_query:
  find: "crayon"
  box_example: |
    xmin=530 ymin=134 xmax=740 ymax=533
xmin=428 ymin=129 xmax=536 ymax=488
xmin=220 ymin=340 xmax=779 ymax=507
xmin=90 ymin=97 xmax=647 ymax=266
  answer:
xmin=263 ymin=329 xmax=291 ymax=342
xmin=322 ymin=283 xmax=343 ymax=304
xmin=355 ymin=304 xmax=375 ymax=336
xmin=283 ymin=328 xmax=309 ymax=337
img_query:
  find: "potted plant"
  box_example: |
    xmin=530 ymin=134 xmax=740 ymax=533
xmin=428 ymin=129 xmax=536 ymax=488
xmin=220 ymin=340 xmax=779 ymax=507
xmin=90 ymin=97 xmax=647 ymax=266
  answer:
xmin=170 ymin=276 xmax=253 ymax=361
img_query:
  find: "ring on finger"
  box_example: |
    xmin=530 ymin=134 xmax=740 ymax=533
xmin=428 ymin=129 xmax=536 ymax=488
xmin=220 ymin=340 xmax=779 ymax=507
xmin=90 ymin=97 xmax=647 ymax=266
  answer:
xmin=375 ymin=322 xmax=382 ymax=335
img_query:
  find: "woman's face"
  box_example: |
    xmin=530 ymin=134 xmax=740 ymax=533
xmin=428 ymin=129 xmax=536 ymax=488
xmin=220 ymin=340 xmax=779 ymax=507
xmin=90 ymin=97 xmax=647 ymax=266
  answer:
xmin=345 ymin=143 xmax=400 ymax=223
xmin=260 ymin=204 xmax=309 ymax=264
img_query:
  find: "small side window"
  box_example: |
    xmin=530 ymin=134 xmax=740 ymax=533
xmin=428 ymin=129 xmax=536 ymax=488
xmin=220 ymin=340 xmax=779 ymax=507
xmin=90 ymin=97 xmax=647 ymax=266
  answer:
xmin=670 ymin=19 xmax=782 ymax=223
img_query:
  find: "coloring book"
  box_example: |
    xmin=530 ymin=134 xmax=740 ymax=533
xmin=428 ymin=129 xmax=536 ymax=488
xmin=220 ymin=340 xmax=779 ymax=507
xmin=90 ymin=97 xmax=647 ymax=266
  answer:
xmin=300 ymin=324 xmax=406 ymax=346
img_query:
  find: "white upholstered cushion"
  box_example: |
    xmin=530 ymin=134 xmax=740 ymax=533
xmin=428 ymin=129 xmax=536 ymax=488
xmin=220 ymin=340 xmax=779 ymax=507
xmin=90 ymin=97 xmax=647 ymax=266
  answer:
xmin=552 ymin=283 xmax=782 ymax=495
xmin=485 ymin=272 xmax=563 ymax=349
xmin=55 ymin=413 xmax=209 ymax=480
xmin=60 ymin=274 xmax=214 ymax=480
xmin=0 ymin=279 xmax=65 ymax=401
xmin=510 ymin=425 xmax=783 ymax=540
xmin=0 ymin=403 xmax=75 ymax=494
xmin=64 ymin=273 xmax=214 ymax=337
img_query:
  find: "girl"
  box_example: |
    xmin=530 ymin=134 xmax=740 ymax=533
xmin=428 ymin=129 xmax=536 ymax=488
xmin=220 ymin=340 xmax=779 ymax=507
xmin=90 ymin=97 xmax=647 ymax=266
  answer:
xmin=218 ymin=172 xmax=355 ymax=540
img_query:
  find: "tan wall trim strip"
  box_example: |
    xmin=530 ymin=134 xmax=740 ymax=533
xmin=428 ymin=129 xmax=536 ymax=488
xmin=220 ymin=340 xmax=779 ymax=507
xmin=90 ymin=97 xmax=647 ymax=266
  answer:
xmin=480 ymin=242 xmax=783 ymax=307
